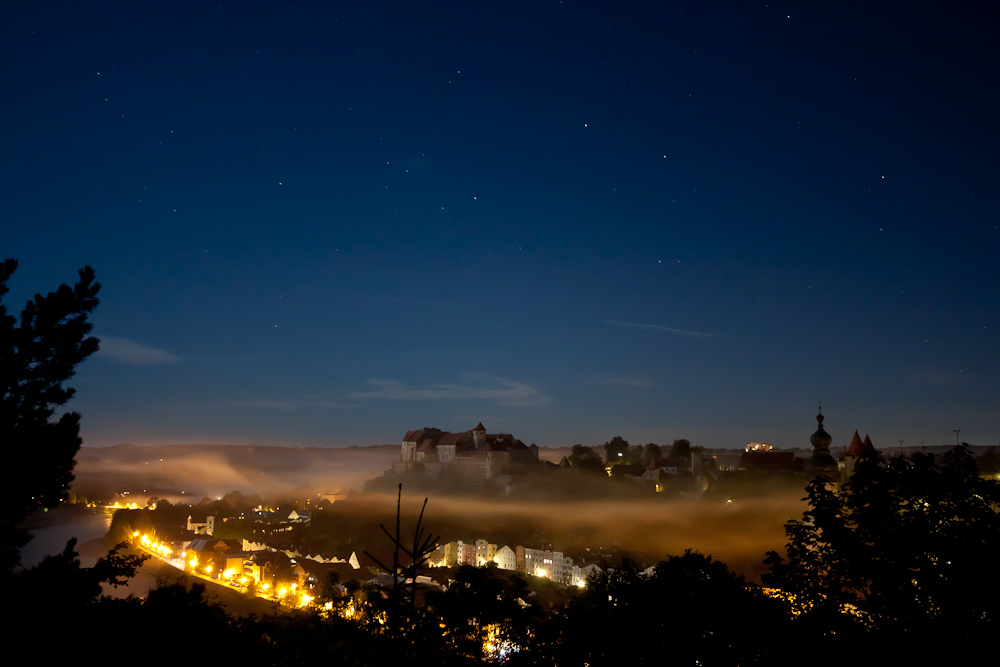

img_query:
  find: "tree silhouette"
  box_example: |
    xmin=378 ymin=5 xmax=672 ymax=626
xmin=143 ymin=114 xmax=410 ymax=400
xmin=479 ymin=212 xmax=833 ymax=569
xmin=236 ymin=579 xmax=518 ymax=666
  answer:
xmin=568 ymin=444 xmax=606 ymax=474
xmin=363 ymin=484 xmax=440 ymax=660
xmin=764 ymin=444 xmax=1000 ymax=657
xmin=427 ymin=565 xmax=547 ymax=664
xmin=668 ymin=438 xmax=691 ymax=465
xmin=641 ymin=442 xmax=662 ymax=465
xmin=0 ymin=258 xmax=100 ymax=573
xmin=602 ymin=436 xmax=633 ymax=464
xmin=561 ymin=551 xmax=790 ymax=666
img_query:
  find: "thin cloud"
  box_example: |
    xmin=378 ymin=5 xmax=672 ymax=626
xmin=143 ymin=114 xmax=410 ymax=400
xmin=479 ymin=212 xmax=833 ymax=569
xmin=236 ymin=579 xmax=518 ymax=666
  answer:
xmin=591 ymin=376 xmax=655 ymax=387
xmin=350 ymin=378 xmax=550 ymax=407
xmin=232 ymin=398 xmax=358 ymax=410
xmin=605 ymin=320 xmax=721 ymax=339
xmin=98 ymin=336 xmax=180 ymax=365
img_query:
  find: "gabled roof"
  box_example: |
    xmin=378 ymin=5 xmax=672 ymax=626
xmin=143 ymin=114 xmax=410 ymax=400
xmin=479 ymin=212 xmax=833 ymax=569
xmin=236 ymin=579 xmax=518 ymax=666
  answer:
xmin=438 ymin=432 xmax=463 ymax=446
xmin=213 ymin=539 xmax=244 ymax=552
xmin=481 ymin=440 xmax=512 ymax=452
xmin=404 ymin=428 xmax=443 ymax=442
xmin=187 ymin=538 xmax=211 ymax=552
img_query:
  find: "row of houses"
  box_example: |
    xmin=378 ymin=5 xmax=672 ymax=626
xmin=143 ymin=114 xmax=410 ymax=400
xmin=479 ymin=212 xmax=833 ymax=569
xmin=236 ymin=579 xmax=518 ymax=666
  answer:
xmin=428 ymin=538 xmax=602 ymax=587
xmin=133 ymin=504 xmax=358 ymax=607
xmin=186 ymin=508 xmax=312 ymax=537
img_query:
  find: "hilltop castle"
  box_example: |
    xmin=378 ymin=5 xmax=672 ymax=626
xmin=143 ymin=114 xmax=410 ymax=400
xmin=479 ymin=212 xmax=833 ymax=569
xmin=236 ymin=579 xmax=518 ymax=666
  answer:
xmin=389 ymin=422 xmax=539 ymax=486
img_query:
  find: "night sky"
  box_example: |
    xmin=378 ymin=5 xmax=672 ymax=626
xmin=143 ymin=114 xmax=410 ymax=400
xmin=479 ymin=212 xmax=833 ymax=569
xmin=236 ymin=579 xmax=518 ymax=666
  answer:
xmin=3 ymin=2 xmax=997 ymax=451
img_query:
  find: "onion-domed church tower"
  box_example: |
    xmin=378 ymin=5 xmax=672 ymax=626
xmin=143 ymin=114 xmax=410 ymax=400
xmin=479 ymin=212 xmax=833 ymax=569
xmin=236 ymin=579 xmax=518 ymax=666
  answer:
xmin=808 ymin=407 xmax=839 ymax=474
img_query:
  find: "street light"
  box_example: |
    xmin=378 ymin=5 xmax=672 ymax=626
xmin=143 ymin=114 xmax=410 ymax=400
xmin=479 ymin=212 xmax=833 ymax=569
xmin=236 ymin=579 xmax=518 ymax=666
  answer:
xmin=954 ymin=429 xmax=962 ymax=447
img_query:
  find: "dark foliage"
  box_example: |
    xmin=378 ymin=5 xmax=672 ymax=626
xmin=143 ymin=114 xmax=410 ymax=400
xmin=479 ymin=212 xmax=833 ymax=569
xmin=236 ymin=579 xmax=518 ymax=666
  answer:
xmin=764 ymin=445 xmax=1000 ymax=660
xmin=426 ymin=565 xmax=550 ymax=665
xmin=568 ymin=444 xmax=606 ymax=474
xmin=602 ymin=436 xmax=632 ymax=464
xmin=667 ymin=438 xmax=692 ymax=465
xmin=560 ymin=551 xmax=792 ymax=666
xmin=239 ymin=610 xmax=379 ymax=667
xmin=0 ymin=258 xmax=100 ymax=572
xmin=641 ymin=442 xmax=662 ymax=465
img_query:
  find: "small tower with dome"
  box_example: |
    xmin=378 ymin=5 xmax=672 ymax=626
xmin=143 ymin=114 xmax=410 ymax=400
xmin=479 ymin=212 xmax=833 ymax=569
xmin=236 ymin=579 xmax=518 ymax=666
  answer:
xmin=808 ymin=406 xmax=839 ymax=474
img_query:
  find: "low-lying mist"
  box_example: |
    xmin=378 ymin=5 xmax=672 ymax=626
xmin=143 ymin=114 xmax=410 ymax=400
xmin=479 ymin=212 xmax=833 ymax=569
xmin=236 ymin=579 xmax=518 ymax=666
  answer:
xmin=336 ymin=489 xmax=807 ymax=581
xmin=74 ymin=444 xmax=808 ymax=579
xmin=74 ymin=443 xmax=400 ymax=502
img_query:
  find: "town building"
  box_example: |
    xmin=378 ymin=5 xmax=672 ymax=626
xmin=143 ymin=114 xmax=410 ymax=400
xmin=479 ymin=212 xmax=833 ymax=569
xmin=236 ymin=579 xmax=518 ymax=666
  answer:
xmin=186 ymin=513 xmax=215 ymax=536
xmin=494 ymin=545 xmax=517 ymax=571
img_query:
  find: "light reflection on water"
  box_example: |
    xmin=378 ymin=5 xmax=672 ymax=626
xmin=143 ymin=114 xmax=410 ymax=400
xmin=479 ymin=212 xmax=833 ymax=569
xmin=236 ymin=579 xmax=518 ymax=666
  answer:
xmin=22 ymin=511 xmax=112 ymax=568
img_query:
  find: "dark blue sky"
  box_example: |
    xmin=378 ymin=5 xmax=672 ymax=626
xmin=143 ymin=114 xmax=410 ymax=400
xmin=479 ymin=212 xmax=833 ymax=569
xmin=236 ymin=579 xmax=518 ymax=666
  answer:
xmin=3 ymin=1 xmax=997 ymax=450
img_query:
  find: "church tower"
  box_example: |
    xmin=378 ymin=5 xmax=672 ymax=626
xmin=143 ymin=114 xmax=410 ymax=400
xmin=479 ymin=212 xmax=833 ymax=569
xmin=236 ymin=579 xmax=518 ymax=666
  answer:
xmin=808 ymin=407 xmax=839 ymax=474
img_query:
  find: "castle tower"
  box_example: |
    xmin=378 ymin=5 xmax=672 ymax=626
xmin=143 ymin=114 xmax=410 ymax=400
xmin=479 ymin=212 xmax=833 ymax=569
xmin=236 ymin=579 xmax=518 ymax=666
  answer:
xmin=844 ymin=431 xmax=875 ymax=478
xmin=472 ymin=422 xmax=486 ymax=449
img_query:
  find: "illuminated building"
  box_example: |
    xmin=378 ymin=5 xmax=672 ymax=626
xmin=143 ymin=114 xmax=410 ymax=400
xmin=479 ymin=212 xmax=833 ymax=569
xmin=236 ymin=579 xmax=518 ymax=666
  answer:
xmin=475 ymin=539 xmax=497 ymax=566
xmin=493 ymin=545 xmax=517 ymax=570
xmin=186 ymin=513 xmax=215 ymax=536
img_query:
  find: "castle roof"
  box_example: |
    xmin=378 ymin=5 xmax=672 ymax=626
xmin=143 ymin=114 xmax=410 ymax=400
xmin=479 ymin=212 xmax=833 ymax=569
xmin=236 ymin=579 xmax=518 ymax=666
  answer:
xmin=847 ymin=430 xmax=865 ymax=457
xmin=437 ymin=432 xmax=463 ymax=446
